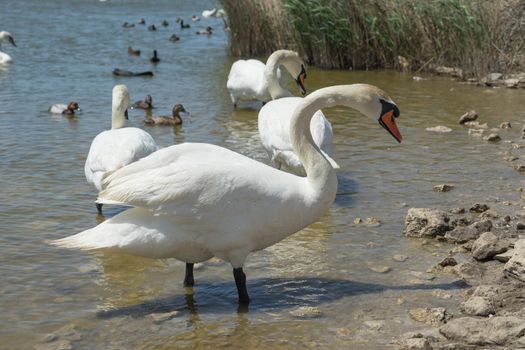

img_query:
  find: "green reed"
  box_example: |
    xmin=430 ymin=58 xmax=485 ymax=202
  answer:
xmin=220 ymin=0 xmax=525 ymax=78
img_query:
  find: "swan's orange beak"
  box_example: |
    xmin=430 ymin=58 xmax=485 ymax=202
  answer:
xmin=295 ymin=65 xmax=307 ymax=95
xmin=379 ymin=110 xmax=402 ymax=143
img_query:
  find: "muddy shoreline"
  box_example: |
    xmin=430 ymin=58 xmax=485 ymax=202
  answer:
xmin=394 ymin=117 xmax=525 ymax=349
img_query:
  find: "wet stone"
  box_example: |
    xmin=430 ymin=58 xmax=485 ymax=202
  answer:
xmin=469 ymin=203 xmax=489 ymax=213
xmin=458 ymin=110 xmax=478 ymax=124
xmin=404 ymin=208 xmax=451 ymax=238
xmin=409 ymin=307 xmax=450 ymax=326
xmin=354 ymin=217 xmax=363 ymax=224
xmin=485 ymin=133 xmax=501 ymax=142
xmin=148 ymin=310 xmax=179 ymax=324
xmin=444 ymin=220 xmax=492 ymax=243
xmin=514 ymin=164 xmax=525 ymax=173
xmin=449 ymin=207 xmax=465 ymax=214
xmin=393 ymin=254 xmax=409 ymax=262
xmin=367 ymin=263 xmax=392 ymax=273
xmin=426 ymin=126 xmax=452 ymax=133
xmin=504 ymin=239 xmax=525 ymax=282
xmin=494 ymin=249 xmax=514 ymax=262
xmin=471 ymin=232 xmax=507 ymax=261
xmin=517 ymin=222 xmax=525 ymax=230
xmin=365 ymin=217 xmax=381 ymax=226
xmin=499 ymin=121 xmax=511 ymax=129
xmin=433 ymin=184 xmax=454 ymax=192
xmin=438 ymin=257 xmax=458 ymax=267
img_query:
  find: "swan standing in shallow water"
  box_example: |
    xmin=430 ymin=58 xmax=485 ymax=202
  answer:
xmin=258 ymin=50 xmax=336 ymax=175
xmin=226 ymin=50 xmax=304 ymax=108
xmin=84 ymin=85 xmax=158 ymax=214
xmin=0 ymin=31 xmax=16 ymax=64
xmin=52 ymin=84 xmax=401 ymax=305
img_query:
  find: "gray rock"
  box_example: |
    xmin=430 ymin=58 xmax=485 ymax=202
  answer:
xmin=485 ymin=133 xmax=501 ymax=142
xmin=517 ymin=222 xmax=525 ymax=230
xmin=439 ymin=316 xmax=525 ymax=345
xmin=504 ymin=239 xmax=525 ymax=282
xmin=469 ymin=203 xmax=489 ymax=213
xmin=499 ymin=121 xmax=512 ymax=129
xmin=461 ymin=295 xmax=494 ymax=316
xmin=458 ymin=110 xmax=478 ymax=124
xmin=450 ymin=207 xmax=465 ymax=214
xmin=515 ymin=164 xmax=525 ymax=173
xmin=471 ymin=232 xmax=507 ymax=261
xmin=445 ymin=220 xmax=492 ymax=243
xmin=481 ymin=72 xmax=503 ymax=86
xmin=405 ymin=208 xmax=451 ymax=238
xmin=453 ymin=261 xmax=485 ymax=279
xmin=398 ymin=338 xmax=432 ymax=350
xmin=290 ymin=306 xmax=322 ymax=318
xmin=433 ymin=184 xmax=454 ymax=192
xmin=393 ymin=254 xmax=409 ymax=262
xmin=439 ymin=257 xmax=458 ymax=267
xmin=494 ymin=249 xmax=514 ymax=262
xmin=504 ymin=78 xmax=519 ymax=88
xmin=409 ymin=307 xmax=450 ymax=326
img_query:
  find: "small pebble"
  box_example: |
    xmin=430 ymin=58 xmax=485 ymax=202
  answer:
xmin=426 ymin=126 xmax=452 ymax=133
xmin=438 ymin=256 xmax=457 ymax=267
xmin=148 ymin=311 xmax=179 ymax=324
xmin=367 ymin=263 xmax=392 ymax=273
xmin=470 ymin=203 xmax=489 ymax=213
xmin=499 ymin=121 xmax=511 ymax=129
xmin=290 ymin=306 xmax=322 ymax=318
xmin=393 ymin=254 xmax=408 ymax=262
xmin=365 ymin=217 xmax=381 ymax=226
xmin=433 ymin=184 xmax=454 ymax=192
xmin=517 ymin=222 xmax=525 ymax=230
xmin=354 ymin=217 xmax=363 ymax=224
xmin=485 ymin=133 xmax=501 ymax=142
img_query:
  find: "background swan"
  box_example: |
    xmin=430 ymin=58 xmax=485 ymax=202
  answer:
xmin=226 ymin=49 xmax=303 ymax=108
xmin=0 ymin=31 xmax=16 ymax=64
xmin=52 ymin=84 xmax=402 ymax=305
xmin=258 ymin=50 xmax=335 ymax=175
xmin=84 ymin=85 xmax=158 ymax=214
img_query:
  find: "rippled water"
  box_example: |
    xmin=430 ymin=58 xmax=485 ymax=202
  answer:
xmin=1 ymin=1 xmax=525 ymax=349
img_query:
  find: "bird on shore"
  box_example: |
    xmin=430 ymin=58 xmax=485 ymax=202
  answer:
xmin=83 ymin=85 xmax=158 ymax=214
xmin=150 ymin=50 xmax=160 ymax=64
xmin=196 ymin=26 xmax=213 ymax=35
xmin=148 ymin=24 xmax=157 ymax=31
xmin=131 ymin=94 xmax=153 ymax=110
xmin=258 ymin=50 xmax=335 ymax=175
xmin=0 ymin=31 xmax=16 ymax=64
xmin=127 ymin=46 xmax=140 ymax=56
xmin=180 ymin=20 xmax=190 ymax=29
xmin=51 ymin=84 xmax=402 ymax=305
xmin=169 ymin=34 xmax=180 ymax=42
xmin=49 ymin=102 xmax=80 ymax=115
xmin=145 ymin=104 xmax=187 ymax=126
xmin=122 ymin=22 xmax=135 ymax=28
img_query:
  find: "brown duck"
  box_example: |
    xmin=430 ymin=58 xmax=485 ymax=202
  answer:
xmin=145 ymin=104 xmax=187 ymax=126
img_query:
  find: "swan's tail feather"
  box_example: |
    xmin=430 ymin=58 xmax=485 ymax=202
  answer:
xmin=48 ymin=236 xmax=101 ymax=250
xmin=48 ymin=226 xmax=116 ymax=251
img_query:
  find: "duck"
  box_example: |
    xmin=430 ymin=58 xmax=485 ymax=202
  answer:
xmin=150 ymin=50 xmax=160 ymax=64
xmin=138 ymin=18 xmax=146 ymax=25
xmin=192 ymin=15 xmax=200 ymax=22
xmin=180 ymin=20 xmax=190 ymax=29
xmin=169 ymin=34 xmax=180 ymax=42
xmin=0 ymin=31 xmax=16 ymax=64
xmin=148 ymin=24 xmax=157 ymax=31
xmin=196 ymin=26 xmax=213 ymax=35
xmin=131 ymin=94 xmax=153 ymax=110
xmin=49 ymin=102 xmax=80 ymax=115
xmin=51 ymin=84 xmax=402 ymax=305
xmin=83 ymin=85 xmax=158 ymax=214
xmin=122 ymin=21 xmax=135 ymax=28
xmin=145 ymin=104 xmax=187 ymax=126
xmin=258 ymin=50 xmax=335 ymax=175
xmin=161 ymin=20 xmax=169 ymax=27
xmin=127 ymin=46 xmax=140 ymax=56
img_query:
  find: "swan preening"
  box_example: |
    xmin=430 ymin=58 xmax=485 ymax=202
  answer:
xmin=83 ymin=85 xmax=158 ymax=214
xmin=0 ymin=31 xmax=16 ymax=64
xmin=257 ymin=50 xmax=336 ymax=175
xmin=226 ymin=50 xmax=306 ymax=107
xmin=52 ymin=83 xmax=401 ymax=305
xmin=49 ymin=102 xmax=80 ymax=115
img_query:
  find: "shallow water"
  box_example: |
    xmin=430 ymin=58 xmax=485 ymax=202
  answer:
xmin=1 ymin=1 xmax=525 ymax=349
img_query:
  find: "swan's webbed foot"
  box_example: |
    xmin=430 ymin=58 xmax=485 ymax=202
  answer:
xmin=233 ymin=267 xmax=250 ymax=305
xmin=96 ymin=203 xmax=103 ymax=214
xmin=184 ymin=262 xmax=195 ymax=286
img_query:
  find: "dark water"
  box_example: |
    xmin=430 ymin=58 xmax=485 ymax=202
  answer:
xmin=1 ymin=1 xmax=525 ymax=349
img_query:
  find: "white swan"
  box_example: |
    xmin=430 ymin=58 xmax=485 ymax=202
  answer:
xmin=0 ymin=31 xmax=16 ymax=64
xmin=202 ymin=8 xmax=217 ymax=17
xmin=84 ymin=85 xmax=158 ymax=214
xmin=226 ymin=50 xmax=305 ymax=108
xmin=258 ymin=51 xmax=336 ymax=175
xmin=51 ymin=84 xmax=402 ymax=305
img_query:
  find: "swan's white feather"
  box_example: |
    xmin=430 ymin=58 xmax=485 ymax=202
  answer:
xmin=84 ymin=127 xmax=158 ymax=191
xmin=226 ymin=59 xmax=270 ymax=104
xmin=258 ymin=96 xmax=334 ymax=174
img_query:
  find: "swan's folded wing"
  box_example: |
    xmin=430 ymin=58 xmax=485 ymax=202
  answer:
xmin=98 ymin=143 xmax=273 ymax=214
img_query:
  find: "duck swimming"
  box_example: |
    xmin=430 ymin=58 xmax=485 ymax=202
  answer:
xmin=122 ymin=22 xmax=135 ymax=28
xmin=150 ymin=50 xmax=160 ymax=64
xmin=51 ymin=84 xmax=402 ymax=305
xmin=145 ymin=104 xmax=186 ymax=126
xmin=138 ymin=18 xmax=146 ymax=25
xmin=161 ymin=20 xmax=169 ymax=27
xmin=49 ymin=102 xmax=80 ymax=115
xmin=131 ymin=94 xmax=153 ymax=110
xmin=196 ymin=26 xmax=213 ymax=35
xmin=127 ymin=46 xmax=140 ymax=56
xmin=0 ymin=31 xmax=16 ymax=64
xmin=169 ymin=34 xmax=180 ymax=42
xmin=148 ymin=24 xmax=157 ymax=31
xmin=180 ymin=20 xmax=190 ymax=29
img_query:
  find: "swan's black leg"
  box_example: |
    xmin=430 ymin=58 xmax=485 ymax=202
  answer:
xmin=233 ymin=102 xmax=238 ymax=109
xmin=233 ymin=267 xmax=250 ymax=305
xmin=184 ymin=263 xmax=194 ymax=286
xmin=96 ymin=203 xmax=103 ymax=214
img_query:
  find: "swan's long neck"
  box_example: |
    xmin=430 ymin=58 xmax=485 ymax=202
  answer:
xmin=265 ymin=52 xmax=292 ymax=100
xmin=111 ymin=103 xmax=127 ymax=129
xmin=291 ymin=85 xmax=372 ymax=198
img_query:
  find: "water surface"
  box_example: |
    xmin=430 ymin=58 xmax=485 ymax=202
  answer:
xmin=1 ymin=1 xmax=524 ymax=349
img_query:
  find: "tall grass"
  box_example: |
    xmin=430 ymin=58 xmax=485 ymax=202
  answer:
xmin=220 ymin=0 xmax=525 ymax=78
